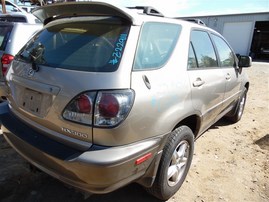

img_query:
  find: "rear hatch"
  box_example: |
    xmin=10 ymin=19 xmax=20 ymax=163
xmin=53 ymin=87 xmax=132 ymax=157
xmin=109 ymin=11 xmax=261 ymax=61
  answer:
xmin=6 ymin=13 xmax=133 ymax=150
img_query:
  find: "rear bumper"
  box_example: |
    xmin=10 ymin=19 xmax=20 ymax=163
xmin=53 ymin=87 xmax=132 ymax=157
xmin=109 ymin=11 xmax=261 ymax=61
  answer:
xmin=0 ymin=102 xmax=164 ymax=194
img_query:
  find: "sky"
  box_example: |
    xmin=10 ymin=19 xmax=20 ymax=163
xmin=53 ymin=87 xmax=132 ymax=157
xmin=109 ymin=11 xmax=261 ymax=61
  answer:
xmin=96 ymin=0 xmax=269 ymax=17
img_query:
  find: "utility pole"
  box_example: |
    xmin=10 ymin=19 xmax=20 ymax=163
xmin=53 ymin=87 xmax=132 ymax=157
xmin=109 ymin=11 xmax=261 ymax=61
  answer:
xmin=1 ymin=0 xmax=6 ymax=14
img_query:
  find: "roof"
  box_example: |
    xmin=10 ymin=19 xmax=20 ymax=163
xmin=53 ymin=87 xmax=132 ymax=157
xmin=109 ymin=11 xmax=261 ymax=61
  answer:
xmin=31 ymin=1 xmax=216 ymax=31
xmin=177 ymin=11 xmax=269 ymax=19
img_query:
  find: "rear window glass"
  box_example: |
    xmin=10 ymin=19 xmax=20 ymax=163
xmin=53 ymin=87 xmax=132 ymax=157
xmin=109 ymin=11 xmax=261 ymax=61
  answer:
xmin=0 ymin=25 xmax=13 ymax=51
xmin=17 ymin=17 xmax=130 ymax=72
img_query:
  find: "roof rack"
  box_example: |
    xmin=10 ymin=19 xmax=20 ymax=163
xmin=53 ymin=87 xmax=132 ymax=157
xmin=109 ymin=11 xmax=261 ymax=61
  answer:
xmin=185 ymin=18 xmax=206 ymax=26
xmin=127 ymin=6 xmax=164 ymax=17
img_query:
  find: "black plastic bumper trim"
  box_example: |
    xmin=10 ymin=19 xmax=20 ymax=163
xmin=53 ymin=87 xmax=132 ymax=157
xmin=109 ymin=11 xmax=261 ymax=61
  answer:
xmin=0 ymin=102 xmax=81 ymax=160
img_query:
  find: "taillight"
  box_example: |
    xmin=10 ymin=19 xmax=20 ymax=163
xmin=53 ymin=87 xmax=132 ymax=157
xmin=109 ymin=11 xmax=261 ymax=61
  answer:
xmin=98 ymin=94 xmax=119 ymax=118
xmin=1 ymin=54 xmax=14 ymax=76
xmin=94 ymin=90 xmax=134 ymax=127
xmin=62 ymin=92 xmax=96 ymax=125
xmin=77 ymin=94 xmax=92 ymax=113
xmin=62 ymin=90 xmax=134 ymax=127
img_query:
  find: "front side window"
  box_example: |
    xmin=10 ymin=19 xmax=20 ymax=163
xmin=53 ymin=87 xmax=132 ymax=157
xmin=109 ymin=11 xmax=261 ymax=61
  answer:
xmin=133 ymin=22 xmax=181 ymax=70
xmin=211 ymin=34 xmax=235 ymax=67
xmin=17 ymin=17 xmax=130 ymax=72
xmin=190 ymin=30 xmax=218 ymax=68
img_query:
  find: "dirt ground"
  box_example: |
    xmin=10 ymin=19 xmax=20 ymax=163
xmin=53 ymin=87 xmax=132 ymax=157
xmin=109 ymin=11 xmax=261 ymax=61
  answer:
xmin=0 ymin=62 xmax=268 ymax=202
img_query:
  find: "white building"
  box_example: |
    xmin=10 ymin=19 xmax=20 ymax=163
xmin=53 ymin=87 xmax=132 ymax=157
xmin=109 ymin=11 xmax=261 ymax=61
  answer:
xmin=179 ymin=12 xmax=269 ymax=60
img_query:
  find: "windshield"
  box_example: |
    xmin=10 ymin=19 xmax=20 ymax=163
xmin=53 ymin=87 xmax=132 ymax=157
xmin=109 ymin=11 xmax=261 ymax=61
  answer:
xmin=17 ymin=17 xmax=130 ymax=72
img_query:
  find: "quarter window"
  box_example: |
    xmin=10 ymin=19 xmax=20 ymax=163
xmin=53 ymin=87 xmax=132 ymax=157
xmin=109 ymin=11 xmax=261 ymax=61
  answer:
xmin=133 ymin=22 xmax=181 ymax=70
xmin=211 ymin=34 xmax=235 ymax=67
xmin=189 ymin=30 xmax=218 ymax=68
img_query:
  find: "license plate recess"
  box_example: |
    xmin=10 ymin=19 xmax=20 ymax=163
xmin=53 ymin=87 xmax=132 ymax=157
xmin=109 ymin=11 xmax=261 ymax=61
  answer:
xmin=22 ymin=88 xmax=43 ymax=115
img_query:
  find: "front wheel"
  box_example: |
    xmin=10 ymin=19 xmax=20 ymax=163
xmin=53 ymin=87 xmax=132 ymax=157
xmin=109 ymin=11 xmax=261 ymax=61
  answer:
xmin=228 ymin=87 xmax=247 ymax=123
xmin=147 ymin=126 xmax=194 ymax=200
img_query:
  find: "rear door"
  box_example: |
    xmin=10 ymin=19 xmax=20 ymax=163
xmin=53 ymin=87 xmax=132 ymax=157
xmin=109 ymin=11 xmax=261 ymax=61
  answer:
xmin=188 ymin=30 xmax=226 ymax=133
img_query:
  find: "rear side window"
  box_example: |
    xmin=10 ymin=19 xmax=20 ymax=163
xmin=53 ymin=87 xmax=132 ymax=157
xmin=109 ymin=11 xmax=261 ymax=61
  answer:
xmin=0 ymin=25 xmax=12 ymax=51
xmin=189 ymin=30 xmax=218 ymax=68
xmin=211 ymin=34 xmax=235 ymax=67
xmin=133 ymin=22 xmax=181 ymax=70
xmin=17 ymin=17 xmax=130 ymax=72
xmin=0 ymin=16 xmax=27 ymax=23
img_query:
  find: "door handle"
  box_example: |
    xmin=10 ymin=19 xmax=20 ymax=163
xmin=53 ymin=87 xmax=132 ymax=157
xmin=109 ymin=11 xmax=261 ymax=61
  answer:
xmin=193 ymin=78 xmax=205 ymax=87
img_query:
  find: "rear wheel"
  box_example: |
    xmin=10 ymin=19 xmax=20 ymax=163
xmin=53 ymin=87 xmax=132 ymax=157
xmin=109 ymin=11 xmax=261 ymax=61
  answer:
xmin=147 ymin=126 xmax=194 ymax=200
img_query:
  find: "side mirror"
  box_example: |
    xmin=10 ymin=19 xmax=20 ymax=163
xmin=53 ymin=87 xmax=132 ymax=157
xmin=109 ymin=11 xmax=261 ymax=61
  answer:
xmin=238 ymin=55 xmax=252 ymax=68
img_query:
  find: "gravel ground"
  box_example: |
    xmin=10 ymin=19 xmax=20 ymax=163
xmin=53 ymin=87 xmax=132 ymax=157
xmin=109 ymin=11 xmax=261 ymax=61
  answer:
xmin=0 ymin=62 xmax=268 ymax=202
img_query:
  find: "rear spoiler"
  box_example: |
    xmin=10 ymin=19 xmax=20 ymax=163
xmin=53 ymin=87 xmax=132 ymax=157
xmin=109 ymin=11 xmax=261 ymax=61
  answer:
xmin=31 ymin=2 xmax=142 ymax=25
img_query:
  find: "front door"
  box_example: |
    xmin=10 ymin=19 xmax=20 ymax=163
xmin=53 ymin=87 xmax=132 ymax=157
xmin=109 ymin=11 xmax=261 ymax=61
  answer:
xmin=210 ymin=34 xmax=241 ymax=114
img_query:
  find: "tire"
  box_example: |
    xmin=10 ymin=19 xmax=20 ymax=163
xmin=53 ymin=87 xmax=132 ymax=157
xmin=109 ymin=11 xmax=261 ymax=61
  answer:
xmin=146 ymin=126 xmax=194 ymax=200
xmin=228 ymin=87 xmax=247 ymax=123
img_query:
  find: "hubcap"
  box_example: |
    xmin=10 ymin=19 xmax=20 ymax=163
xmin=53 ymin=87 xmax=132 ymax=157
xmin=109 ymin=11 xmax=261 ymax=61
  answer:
xmin=167 ymin=140 xmax=190 ymax=187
